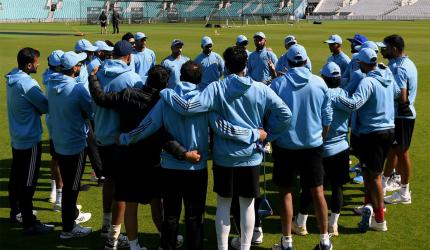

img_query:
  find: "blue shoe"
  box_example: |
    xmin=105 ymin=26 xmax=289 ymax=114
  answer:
xmin=358 ymin=205 xmax=373 ymax=233
xmin=352 ymin=173 xmax=364 ymax=184
xmin=318 ymin=241 xmax=333 ymax=250
xmin=349 ymin=163 xmax=361 ymax=173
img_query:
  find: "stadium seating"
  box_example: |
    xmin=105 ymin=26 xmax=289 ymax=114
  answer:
xmin=386 ymin=0 xmax=430 ymax=17
xmin=337 ymin=0 xmax=399 ymax=16
xmin=0 ymin=0 xmax=48 ymax=20
xmin=313 ymin=0 xmax=345 ymax=13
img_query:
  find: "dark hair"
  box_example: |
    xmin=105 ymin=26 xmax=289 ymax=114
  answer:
xmin=287 ymin=59 xmax=307 ymax=68
xmin=17 ymin=47 xmax=40 ymax=70
xmin=61 ymin=68 xmax=75 ymax=76
xmin=322 ymin=76 xmax=341 ymax=88
xmin=122 ymin=32 xmax=134 ymax=41
xmin=105 ymin=40 xmax=114 ymax=47
xmin=180 ymin=61 xmax=202 ymax=84
xmin=237 ymin=41 xmax=248 ymax=47
xmin=223 ymin=46 xmax=248 ymax=74
xmin=384 ymin=34 xmax=405 ymax=52
xmin=147 ymin=65 xmax=170 ymax=90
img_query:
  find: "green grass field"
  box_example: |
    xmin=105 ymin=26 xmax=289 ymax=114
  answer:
xmin=0 ymin=21 xmax=429 ymax=249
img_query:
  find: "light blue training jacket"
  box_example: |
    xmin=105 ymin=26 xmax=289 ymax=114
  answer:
xmin=194 ymin=51 xmax=225 ymax=88
xmin=6 ymin=68 xmax=48 ymax=149
xmin=334 ymin=68 xmax=399 ymax=134
xmin=42 ymin=68 xmax=61 ymax=138
xmin=270 ymin=67 xmax=333 ymax=150
xmin=327 ymin=51 xmax=351 ymax=74
xmin=161 ymin=55 xmax=190 ymax=89
xmin=120 ymin=81 xmax=261 ymax=170
xmin=95 ymin=59 xmax=144 ymax=145
xmin=87 ymin=57 xmax=102 ymax=76
xmin=323 ymin=88 xmax=350 ymax=157
xmin=248 ymin=47 xmax=278 ymax=83
xmin=160 ymin=74 xmax=292 ymax=167
xmin=47 ymin=73 xmax=92 ymax=155
xmin=133 ymin=48 xmax=156 ymax=84
xmin=276 ymin=53 xmax=312 ymax=73
xmin=388 ymin=56 xmax=418 ymax=119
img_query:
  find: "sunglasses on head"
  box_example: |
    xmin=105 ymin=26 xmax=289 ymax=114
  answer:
xmin=76 ymin=62 xmax=83 ymax=67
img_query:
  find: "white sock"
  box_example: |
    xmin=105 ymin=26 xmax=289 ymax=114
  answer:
xmin=103 ymin=212 xmax=112 ymax=227
xmin=281 ymin=235 xmax=293 ymax=248
xmin=320 ymin=233 xmax=330 ymax=245
xmin=55 ymin=189 xmax=62 ymax=204
xmin=400 ymin=183 xmax=410 ymax=195
xmin=329 ymin=213 xmax=340 ymax=226
xmin=239 ymin=197 xmax=255 ymax=250
xmin=109 ymin=224 xmax=121 ymax=241
xmin=51 ymin=180 xmax=56 ymax=192
xmin=296 ymin=213 xmax=308 ymax=226
xmin=215 ymin=195 xmax=231 ymax=250
xmin=129 ymin=239 xmax=140 ymax=250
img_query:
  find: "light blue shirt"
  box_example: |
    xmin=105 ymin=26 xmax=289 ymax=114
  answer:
xmin=161 ymin=55 xmax=190 ymax=88
xmin=388 ymin=56 xmax=418 ymax=119
xmin=195 ymin=51 xmax=225 ymax=88
xmin=133 ymin=48 xmax=156 ymax=84
xmin=248 ymin=47 xmax=278 ymax=83
xmin=327 ymin=51 xmax=351 ymax=74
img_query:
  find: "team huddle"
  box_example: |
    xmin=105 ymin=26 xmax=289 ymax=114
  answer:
xmin=6 ymin=30 xmax=417 ymax=250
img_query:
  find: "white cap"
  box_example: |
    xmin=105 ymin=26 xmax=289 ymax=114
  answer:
xmin=135 ymin=32 xmax=147 ymax=40
xmin=253 ymin=32 xmax=266 ymax=39
xmin=94 ymin=41 xmax=114 ymax=52
xmin=75 ymin=39 xmax=98 ymax=52
xmin=236 ymin=35 xmax=248 ymax=45
xmin=324 ymin=34 xmax=342 ymax=44
xmin=61 ymin=51 xmax=87 ymax=70
xmin=201 ymin=36 xmax=213 ymax=47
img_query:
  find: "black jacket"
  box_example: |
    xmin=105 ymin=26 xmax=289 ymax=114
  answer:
xmin=89 ymin=75 xmax=187 ymax=162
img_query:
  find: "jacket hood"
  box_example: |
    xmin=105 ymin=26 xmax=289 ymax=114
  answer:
xmin=5 ymin=68 xmax=30 ymax=86
xmin=49 ymin=73 xmax=74 ymax=94
xmin=367 ymin=68 xmax=393 ymax=87
xmin=284 ymin=67 xmax=312 ymax=88
xmin=98 ymin=59 xmax=131 ymax=77
xmin=225 ymin=74 xmax=253 ymax=99
xmin=175 ymin=81 xmax=199 ymax=99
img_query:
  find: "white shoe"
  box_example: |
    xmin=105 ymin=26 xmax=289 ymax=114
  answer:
xmin=75 ymin=211 xmax=92 ymax=224
xmin=292 ymin=220 xmax=308 ymax=236
xmin=252 ymin=227 xmax=263 ymax=244
xmin=353 ymin=204 xmax=386 ymax=215
xmin=60 ymin=224 xmax=92 ymax=239
xmin=370 ymin=216 xmax=387 ymax=231
xmin=230 ymin=237 xmax=240 ymax=250
xmin=16 ymin=210 xmax=37 ymax=223
xmin=384 ymin=190 xmax=412 ymax=204
xmin=384 ymin=179 xmax=401 ymax=193
xmin=53 ymin=203 xmax=82 ymax=212
xmin=329 ymin=223 xmax=338 ymax=236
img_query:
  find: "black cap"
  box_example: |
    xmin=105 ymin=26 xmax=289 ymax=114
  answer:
xmin=113 ymin=40 xmax=133 ymax=56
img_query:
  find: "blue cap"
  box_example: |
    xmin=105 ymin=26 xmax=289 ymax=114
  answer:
xmin=201 ymin=36 xmax=213 ymax=46
xmin=287 ymin=44 xmax=308 ymax=63
xmin=94 ymin=41 xmax=113 ymax=52
xmin=347 ymin=34 xmax=368 ymax=46
xmin=135 ymin=32 xmax=147 ymax=40
xmin=48 ymin=50 xmax=64 ymax=67
xmin=324 ymin=34 xmax=342 ymax=44
xmin=284 ymin=35 xmax=297 ymax=46
xmin=171 ymin=39 xmax=184 ymax=47
xmin=357 ymin=48 xmax=378 ymax=64
xmin=75 ymin=39 xmax=98 ymax=52
xmin=236 ymin=35 xmax=248 ymax=45
xmin=61 ymin=51 xmax=87 ymax=70
xmin=253 ymin=32 xmax=266 ymax=39
xmin=355 ymin=41 xmax=379 ymax=53
xmin=113 ymin=40 xmax=133 ymax=56
xmin=376 ymin=41 xmax=387 ymax=48
xmin=320 ymin=62 xmax=341 ymax=78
